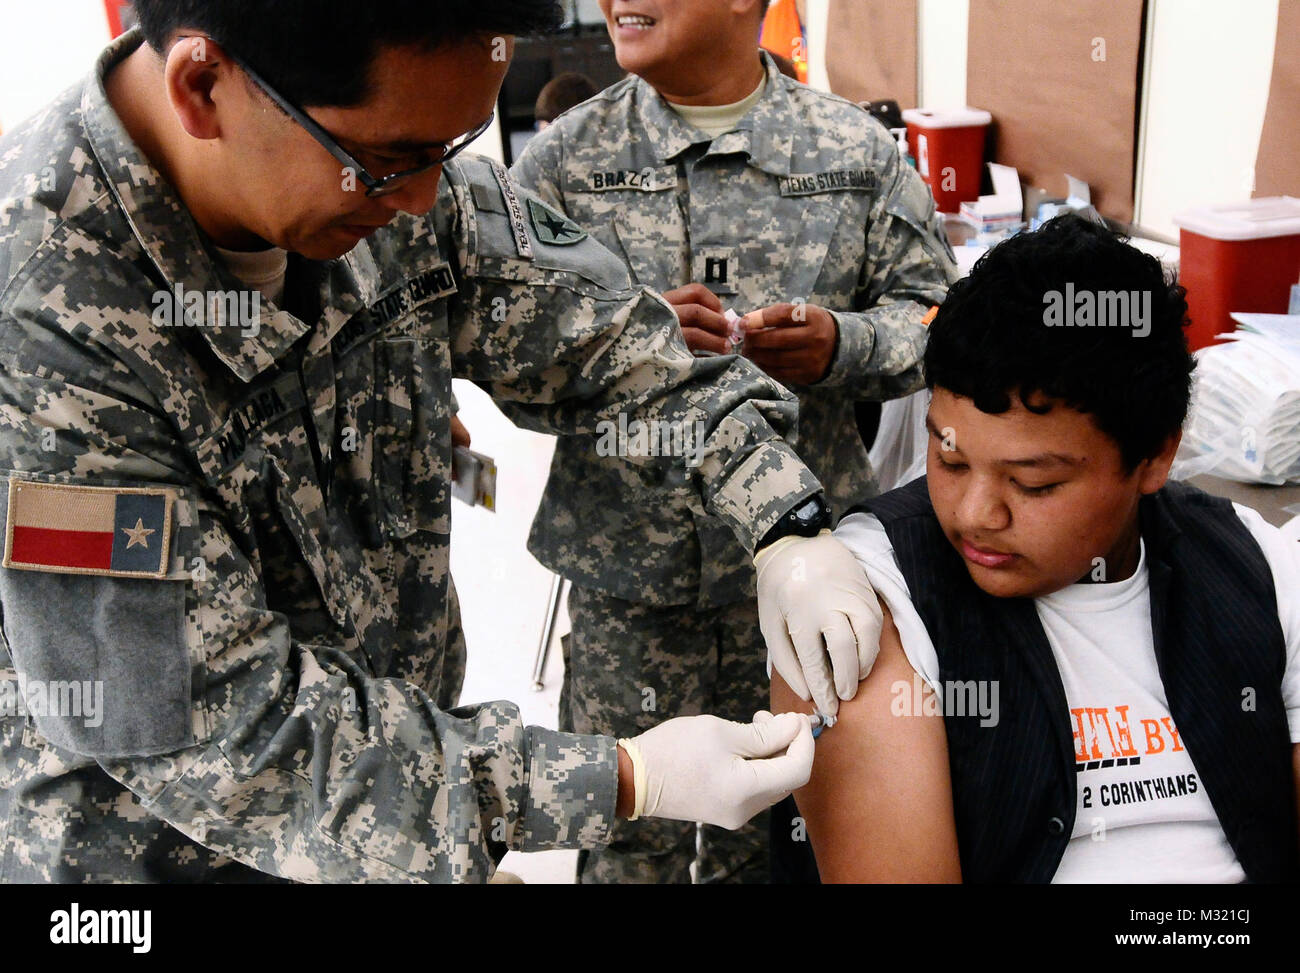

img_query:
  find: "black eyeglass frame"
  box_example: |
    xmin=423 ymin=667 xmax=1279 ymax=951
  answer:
xmin=220 ymin=45 xmax=495 ymax=197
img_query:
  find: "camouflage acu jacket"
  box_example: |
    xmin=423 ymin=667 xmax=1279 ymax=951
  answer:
xmin=512 ymin=53 xmax=957 ymax=607
xmin=0 ymin=32 xmax=819 ymax=882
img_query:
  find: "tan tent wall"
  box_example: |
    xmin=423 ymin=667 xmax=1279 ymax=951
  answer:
xmin=1254 ymin=0 xmax=1300 ymax=198
xmin=825 ymin=0 xmax=919 ymax=107
xmin=966 ymin=0 xmax=1144 ymax=223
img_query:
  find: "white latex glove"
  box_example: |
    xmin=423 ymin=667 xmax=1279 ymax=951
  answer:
xmin=620 ymin=711 xmax=814 ymax=830
xmin=755 ymin=528 xmax=884 ymax=719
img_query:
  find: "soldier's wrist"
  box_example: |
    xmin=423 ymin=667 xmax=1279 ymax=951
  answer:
xmin=756 ymin=493 xmax=832 ymax=553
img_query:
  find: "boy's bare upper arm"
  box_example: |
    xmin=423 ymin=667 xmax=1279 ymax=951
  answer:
xmin=771 ymin=598 xmax=961 ymax=883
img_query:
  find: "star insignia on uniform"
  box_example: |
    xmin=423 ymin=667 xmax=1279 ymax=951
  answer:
xmin=528 ymin=198 xmax=588 ymax=246
xmin=122 ymin=517 xmax=155 ymax=549
xmin=539 ymin=211 xmax=578 ymax=240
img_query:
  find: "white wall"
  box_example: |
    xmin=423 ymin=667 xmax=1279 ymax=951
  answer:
xmin=1134 ymin=0 xmax=1279 ymax=237
xmin=0 ymin=0 xmax=112 ymax=133
xmin=469 ymin=120 xmax=506 ymax=164
xmin=918 ymin=0 xmax=969 ymax=108
xmin=804 ymin=0 xmax=833 ymax=91
xmin=804 ymin=0 xmax=969 ymax=105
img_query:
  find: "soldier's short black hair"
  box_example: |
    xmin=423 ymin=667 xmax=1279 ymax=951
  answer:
xmin=131 ymin=0 xmax=563 ymax=107
xmin=924 ymin=214 xmax=1194 ymax=471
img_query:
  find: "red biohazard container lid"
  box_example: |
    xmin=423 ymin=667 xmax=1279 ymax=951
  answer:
xmin=901 ymin=107 xmax=993 ymax=129
xmin=1173 ymin=197 xmax=1300 ymax=241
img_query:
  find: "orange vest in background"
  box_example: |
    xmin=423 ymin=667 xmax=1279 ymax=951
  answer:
xmin=760 ymin=0 xmax=808 ymax=83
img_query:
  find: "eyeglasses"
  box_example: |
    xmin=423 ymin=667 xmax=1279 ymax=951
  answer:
xmin=222 ymin=46 xmax=495 ymax=197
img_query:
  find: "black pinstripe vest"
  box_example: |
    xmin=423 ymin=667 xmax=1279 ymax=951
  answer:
xmin=858 ymin=477 xmax=1299 ymax=883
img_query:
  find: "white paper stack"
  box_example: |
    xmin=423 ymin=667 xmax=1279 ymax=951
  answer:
xmin=959 ymin=163 xmax=1024 ymax=235
xmin=1174 ymin=315 xmax=1300 ymax=484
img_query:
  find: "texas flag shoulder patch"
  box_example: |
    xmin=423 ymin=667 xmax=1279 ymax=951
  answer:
xmin=3 ymin=480 xmax=174 ymax=579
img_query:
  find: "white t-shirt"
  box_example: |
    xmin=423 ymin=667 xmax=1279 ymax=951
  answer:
xmin=834 ymin=501 xmax=1300 ymax=884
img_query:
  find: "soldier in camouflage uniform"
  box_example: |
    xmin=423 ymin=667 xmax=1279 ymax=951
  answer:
xmin=512 ymin=0 xmax=958 ymax=883
xmin=0 ymin=2 xmax=886 ymax=883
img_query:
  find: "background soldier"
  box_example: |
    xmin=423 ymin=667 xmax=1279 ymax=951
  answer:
xmin=512 ymin=0 xmax=958 ymax=883
xmin=0 ymin=0 xmax=882 ymax=883
xmin=535 ymin=72 xmax=600 ymax=130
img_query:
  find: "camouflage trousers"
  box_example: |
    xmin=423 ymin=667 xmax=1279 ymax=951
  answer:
xmin=561 ymin=585 xmax=769 ymax=884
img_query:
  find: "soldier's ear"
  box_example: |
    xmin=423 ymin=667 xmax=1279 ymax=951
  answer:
xmin=162 ymin=35 xmax=229 ymax=142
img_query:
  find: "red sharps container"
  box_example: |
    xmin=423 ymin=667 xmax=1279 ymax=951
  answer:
xmin=1174 ymin=197 xmax=1300 ymax=350
xmin=902 ymin=107 xmax=993 ymax=214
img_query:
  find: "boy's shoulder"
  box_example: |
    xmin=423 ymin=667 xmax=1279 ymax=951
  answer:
xmin=1141 ymin=480 xmax=1272 ymax=563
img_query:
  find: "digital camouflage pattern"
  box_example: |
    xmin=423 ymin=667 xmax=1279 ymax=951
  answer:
xmin=0 ymin=32 xmax=822 ymax=883
xmin=513 ymin=53 xmax=957 ymax=884
xmin=513 ymin=53 xmax=959 ymax=609
xmin=563 ymin=585 xmax=769 ymax=884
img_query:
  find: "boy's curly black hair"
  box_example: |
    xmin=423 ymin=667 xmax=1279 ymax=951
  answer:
xmin=925 ymin=214 xmax=1194 ymax=471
